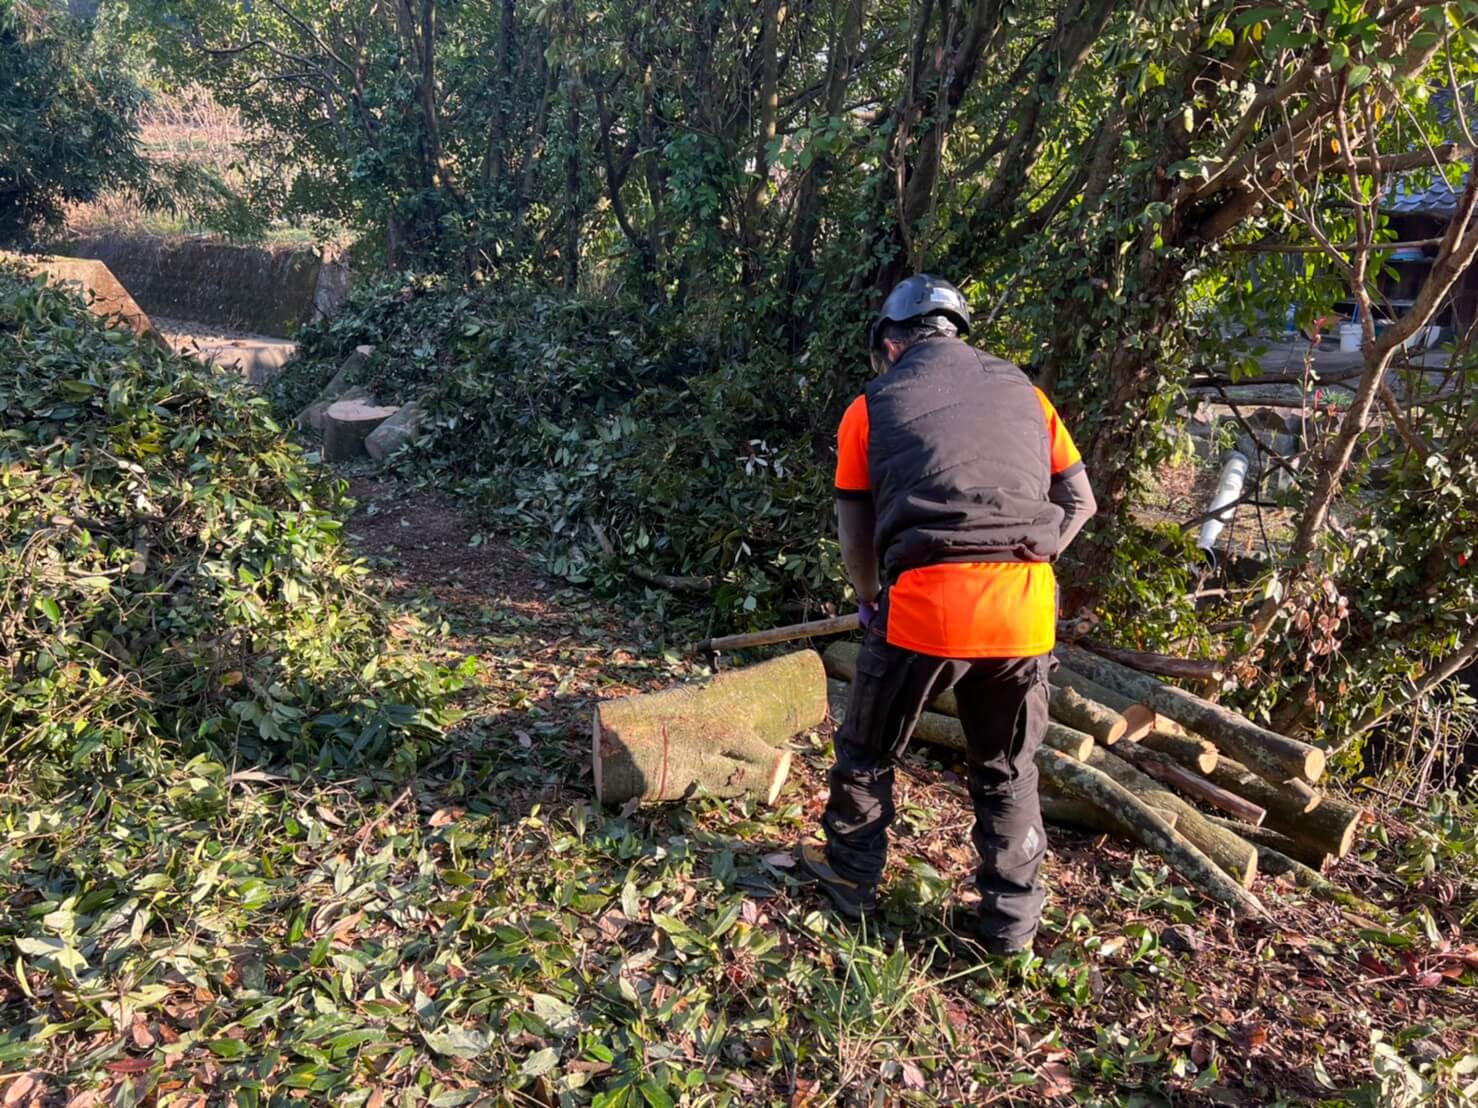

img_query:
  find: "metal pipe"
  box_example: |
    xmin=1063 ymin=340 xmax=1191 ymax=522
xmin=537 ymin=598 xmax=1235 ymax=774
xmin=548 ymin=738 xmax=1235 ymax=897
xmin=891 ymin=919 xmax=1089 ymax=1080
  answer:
xmin=1197 ymin=450 xmax=1250 ymax=565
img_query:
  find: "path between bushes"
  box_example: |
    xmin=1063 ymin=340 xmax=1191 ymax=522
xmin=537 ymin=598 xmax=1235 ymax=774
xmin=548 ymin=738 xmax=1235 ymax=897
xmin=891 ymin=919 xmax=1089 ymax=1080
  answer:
xmin=327 ymin=476 xmax=1473 ymax=1104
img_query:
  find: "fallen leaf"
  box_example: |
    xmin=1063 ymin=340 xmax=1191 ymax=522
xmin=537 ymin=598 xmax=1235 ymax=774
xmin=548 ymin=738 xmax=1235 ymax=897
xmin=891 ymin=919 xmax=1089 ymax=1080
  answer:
xmin=428 ymin=807 xmax=464 ymax=828
xmin=901 ymin=1061 xmax=926 ymax=1090
xmin=103 ymin=1058 xmax=153 ymax=1074
xmin=597 ymin=911 xmax=631 ymax=941
xmin=3 ymin=1074 xmax=38 ymax=1106
xmin=130 ymin=1017 xmax=155 ymax=1049
xmin=422 ymin=1024 xmax=492 ymax=1059
xmin=790 ymin=1077 xmax=820 ymax=1107
xmin=762 ymin=851 xmax=795 ymax=869
xmin=567 ymin=1059 xmax=613 ymax=1076
xmin=1038 ymin=1062 xmax=1074 ymax=1098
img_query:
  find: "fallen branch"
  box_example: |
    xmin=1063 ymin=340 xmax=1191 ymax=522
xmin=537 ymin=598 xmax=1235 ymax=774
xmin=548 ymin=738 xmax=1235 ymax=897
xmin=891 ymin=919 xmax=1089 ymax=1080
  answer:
xmin=1070 ymin=638 xmax=1225 ymax=681
xmin=590 ymin=520 xmax=715 ymax=595
xmin=1110 ymin=740 xmax=1267 ymax=825
xmin=695 ymin=613 xmax=859 ymax=656
xmin=1244 ymin=835 xmax=1391 ymax=922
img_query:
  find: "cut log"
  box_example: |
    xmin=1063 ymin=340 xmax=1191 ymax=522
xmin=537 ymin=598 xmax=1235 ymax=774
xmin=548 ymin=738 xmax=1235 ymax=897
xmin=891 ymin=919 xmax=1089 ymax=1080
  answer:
xmin=594 ymin=723 xmax=791 ymax=806
xmin=1207 ymin=816 xmax=1329 ymax=871
xmin=1047 ymin=682 xmax=1150 ymax=746
xmin=1072 ymin=638 xmax=1224 ymax=681
xmin=1209 ymin=792 xmax=1364 ymax=865
xmin=323 ymin=399 xmax=400 ymax=461
xmin=1199 ymin=754 xmax=1322 ymax=818
xmin=825 ymin=679 xmax=1094 ymax=760
xmin=1139 ymin=730 xmax=1219 ymax=775
xmin=1151 ymin=751 xmax=1339 ymax=853
xmin=1110 ymin=740 xmax=1266 ymax=825
xmin=1294 ymin=793 xmax=1364 ymax=860
xmin=592 ymin=651 xmax=826 ymax=807
xmin=1040 ymin=788 xmax=1180 ymax=836
xmin=1052 ymin=666 xmax=1141 ymax=714
xmin=365 ymin=400 xmax=423 ymax=460
xmin=1056 ymin=643 xmax=1326 ymax=784
xmin=1084 ymin=746 xmax=1260 ymax=888
xmin=1054 ymin=667 xmax=1171 ymax=736
xmin=1037 ymin=746 xmax=1264 ymax=917
xmin=824 ymin=643 xmax=1130 ymax=749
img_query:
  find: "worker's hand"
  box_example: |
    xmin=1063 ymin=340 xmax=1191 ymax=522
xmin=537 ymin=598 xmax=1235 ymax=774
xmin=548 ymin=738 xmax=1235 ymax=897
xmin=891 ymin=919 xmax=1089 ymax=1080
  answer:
xmin=857 ymin=600 xmax=879 ymax=629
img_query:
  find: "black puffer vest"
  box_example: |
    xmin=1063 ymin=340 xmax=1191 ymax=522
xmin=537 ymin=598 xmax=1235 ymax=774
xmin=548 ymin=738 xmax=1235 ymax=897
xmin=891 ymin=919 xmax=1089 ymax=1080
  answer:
xmin=864 ymin=335 xmax=1062 ymax=582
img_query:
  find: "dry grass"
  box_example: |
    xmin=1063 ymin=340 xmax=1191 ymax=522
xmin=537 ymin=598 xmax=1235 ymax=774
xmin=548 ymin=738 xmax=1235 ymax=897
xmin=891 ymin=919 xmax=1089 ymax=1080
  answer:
xmin=63 ymin=85 xmax=255 ymax=237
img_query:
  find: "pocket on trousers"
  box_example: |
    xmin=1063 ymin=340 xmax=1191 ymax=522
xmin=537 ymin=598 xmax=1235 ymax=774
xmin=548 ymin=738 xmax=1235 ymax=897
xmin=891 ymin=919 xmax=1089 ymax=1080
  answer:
xmin=839 ymin=639 xmax=895 ymax=759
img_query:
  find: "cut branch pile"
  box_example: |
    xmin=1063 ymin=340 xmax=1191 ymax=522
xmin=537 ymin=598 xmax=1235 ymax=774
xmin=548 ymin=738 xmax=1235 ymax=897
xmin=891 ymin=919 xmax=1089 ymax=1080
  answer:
xmin=822 ymin=640 xmax=1371 ymax=919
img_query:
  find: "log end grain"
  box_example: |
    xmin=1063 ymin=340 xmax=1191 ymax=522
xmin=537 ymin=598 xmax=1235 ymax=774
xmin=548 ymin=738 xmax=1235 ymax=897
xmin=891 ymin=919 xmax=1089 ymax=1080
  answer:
xmin=1120 ymin=704 xmax=1156 ymax=742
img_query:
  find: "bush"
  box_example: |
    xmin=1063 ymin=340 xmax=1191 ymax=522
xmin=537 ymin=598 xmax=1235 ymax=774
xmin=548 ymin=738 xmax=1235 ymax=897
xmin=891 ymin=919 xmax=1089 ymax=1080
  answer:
xmin=0 ymin=264 xmax=462 ymax=778
xmin=276 ymin=277 xmax=851 ymax=627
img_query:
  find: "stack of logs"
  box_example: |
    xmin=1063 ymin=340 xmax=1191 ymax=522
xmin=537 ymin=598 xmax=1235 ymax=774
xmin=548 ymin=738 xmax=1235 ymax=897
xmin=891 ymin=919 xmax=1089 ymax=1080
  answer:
xmin=822 ymin=640 xmax=1371 ymax=918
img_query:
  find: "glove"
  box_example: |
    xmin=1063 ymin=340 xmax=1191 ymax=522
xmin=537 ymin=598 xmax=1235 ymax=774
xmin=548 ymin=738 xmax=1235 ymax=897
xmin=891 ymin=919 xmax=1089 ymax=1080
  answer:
xmin=858 ymin=600 xmax=879 ymax=629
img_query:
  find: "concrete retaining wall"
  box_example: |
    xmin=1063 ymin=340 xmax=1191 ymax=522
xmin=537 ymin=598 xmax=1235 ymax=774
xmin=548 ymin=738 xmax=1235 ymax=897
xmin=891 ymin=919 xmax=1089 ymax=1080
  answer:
xmin=4 ymin=252 xmax=163 ymax=345
xmin=59 ymin=234 xmax=347 ymax=338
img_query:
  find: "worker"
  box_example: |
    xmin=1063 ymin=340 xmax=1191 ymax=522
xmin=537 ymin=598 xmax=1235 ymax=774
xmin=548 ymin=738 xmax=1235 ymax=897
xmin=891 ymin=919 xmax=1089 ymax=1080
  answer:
xmin=792 ymin=274 xmax=1097 ymax=955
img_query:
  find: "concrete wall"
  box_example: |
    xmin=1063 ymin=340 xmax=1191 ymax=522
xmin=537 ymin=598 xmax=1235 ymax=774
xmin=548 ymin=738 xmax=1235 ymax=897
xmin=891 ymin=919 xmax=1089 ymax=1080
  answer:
xmin=4 ymin=252 xmax=163 ymax=346
xmin=60 ymin=235 xmax=347 ymax=338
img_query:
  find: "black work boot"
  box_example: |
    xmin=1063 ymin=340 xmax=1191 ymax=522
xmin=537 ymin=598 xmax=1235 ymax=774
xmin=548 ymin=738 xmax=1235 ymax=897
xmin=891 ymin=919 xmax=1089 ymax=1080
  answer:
xmin=792 ymin=840 xmax=877 ymax=920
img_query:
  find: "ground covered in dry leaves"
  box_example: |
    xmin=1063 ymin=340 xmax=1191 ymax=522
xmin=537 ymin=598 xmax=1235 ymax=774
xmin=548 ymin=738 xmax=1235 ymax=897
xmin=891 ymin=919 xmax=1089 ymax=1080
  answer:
xmin=2 ymin=479 xmax=1474 ymax=1107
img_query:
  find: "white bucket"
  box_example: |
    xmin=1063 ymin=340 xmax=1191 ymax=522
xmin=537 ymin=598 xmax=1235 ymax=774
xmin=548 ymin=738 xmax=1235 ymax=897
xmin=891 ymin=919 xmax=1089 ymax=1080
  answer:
xmin=1338 ymin=323 xmax=1362 ymax=353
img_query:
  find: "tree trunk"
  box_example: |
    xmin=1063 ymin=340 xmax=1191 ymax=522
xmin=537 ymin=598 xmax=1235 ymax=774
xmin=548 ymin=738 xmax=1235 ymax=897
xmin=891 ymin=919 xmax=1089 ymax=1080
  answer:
xmin=592 ymin=651 xmax=825 ymax=807
xmin=1056 ymin=643 xmax=1326 ymax=783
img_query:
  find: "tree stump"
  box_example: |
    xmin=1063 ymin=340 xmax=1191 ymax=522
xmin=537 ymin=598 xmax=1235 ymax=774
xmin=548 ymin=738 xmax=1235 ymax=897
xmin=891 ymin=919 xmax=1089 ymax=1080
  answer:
xmin=323 ymin=400 xmax=401 ymax=462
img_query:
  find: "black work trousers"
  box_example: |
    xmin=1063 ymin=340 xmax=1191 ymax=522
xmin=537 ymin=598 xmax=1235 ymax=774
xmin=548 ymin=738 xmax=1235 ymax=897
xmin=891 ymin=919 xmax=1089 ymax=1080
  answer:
xmin=822 ymin=627 xmax=1050 ymax=944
